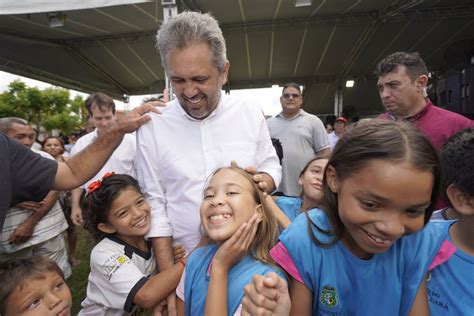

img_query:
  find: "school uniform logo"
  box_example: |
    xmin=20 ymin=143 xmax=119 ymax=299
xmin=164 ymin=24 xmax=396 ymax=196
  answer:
xmin=320 ymin=286 xmax=338 ymax=308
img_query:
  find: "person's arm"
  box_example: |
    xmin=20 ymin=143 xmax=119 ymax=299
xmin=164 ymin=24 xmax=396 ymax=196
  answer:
xmin=133 ymin=262 xmax=185 ymax=309
xmin=290 ymin=278 xmax=313 ymax=316
xmin=312 ymin=117 xmax=330 ymax=157
xmin=70 ymin=187 xmax=84 ymax=226
xmin=52 ymin=103 xmax=160 ymax=190
xmin=151 ymin=237 xmax=176 ymax=315
xmin=408 ymin=279 xmax=429 ymax=316
xmin=242 ymin=272 xmax=291 ymax=316
xmin=204 ymin=214 xmax=261 ymax=315
xmin=266 ymin=195 xmax=291 ymax=229
xmin=255 ymin=111 xmax=282 ymax=191
xmin=8 ymin=190 xmax=59 ymax=244
xmin=135 ymin=110 xmax=176 ymax=315
xmin=176 ymin=298 xmax=185 ymax=316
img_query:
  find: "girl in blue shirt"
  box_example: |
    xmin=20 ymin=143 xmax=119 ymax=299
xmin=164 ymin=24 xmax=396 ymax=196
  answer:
xmin=270 ymin=157 xmax=328 ymax=228
xmin=176 ymin=166 xmax=286 ymax=316
xmin=242 ymin=120 xmax=449 ymax=316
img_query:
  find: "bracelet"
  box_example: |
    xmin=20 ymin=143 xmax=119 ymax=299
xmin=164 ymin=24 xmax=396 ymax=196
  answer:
xmin=180 ymin=259 xmax=186 ymax=268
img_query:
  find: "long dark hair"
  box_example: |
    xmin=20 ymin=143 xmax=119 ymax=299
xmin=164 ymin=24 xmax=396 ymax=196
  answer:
xmin=307 ymin=119 xmax=441 ymax=247
xmin=81 ymin=174 xmax=143 ymax=241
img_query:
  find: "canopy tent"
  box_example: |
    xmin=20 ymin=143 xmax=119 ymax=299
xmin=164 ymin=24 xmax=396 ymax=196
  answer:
xmin=1 ymin=0 xmax=473 ymax=116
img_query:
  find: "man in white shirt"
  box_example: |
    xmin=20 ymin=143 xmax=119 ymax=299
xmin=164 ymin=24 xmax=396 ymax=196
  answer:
xmin=267 ymin=83 xmax=330 ymax=197
xmin=70 ymin=93 xmax=137 ymax=225
xmin=136 ymin=11 xmax=281 ymax=313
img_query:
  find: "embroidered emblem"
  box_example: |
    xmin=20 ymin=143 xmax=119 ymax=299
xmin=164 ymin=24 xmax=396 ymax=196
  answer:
xmin=116 ymin=255 xmax=128 ymax=265
xmin=320 ymin=286 xmax=338 ymax=308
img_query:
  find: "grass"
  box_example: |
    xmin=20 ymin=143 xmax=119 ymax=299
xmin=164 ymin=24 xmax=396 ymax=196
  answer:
xmin=67 ymin=227 xmax=94 ymax=314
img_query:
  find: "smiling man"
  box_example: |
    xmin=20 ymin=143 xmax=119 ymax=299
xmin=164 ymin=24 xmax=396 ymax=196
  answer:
xmin=376 ymin=51 xmax=473 ymax=150
xmin=135 ymin=12 xmax=281 ymax=313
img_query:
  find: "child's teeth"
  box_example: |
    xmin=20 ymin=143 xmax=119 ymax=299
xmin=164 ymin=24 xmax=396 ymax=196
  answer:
xmin=210 ymin=214 xmax=231 ymax=220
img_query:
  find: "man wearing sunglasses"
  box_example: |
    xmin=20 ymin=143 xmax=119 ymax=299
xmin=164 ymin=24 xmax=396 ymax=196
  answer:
xmin=267 ymin=82 xmax=330 ymax=197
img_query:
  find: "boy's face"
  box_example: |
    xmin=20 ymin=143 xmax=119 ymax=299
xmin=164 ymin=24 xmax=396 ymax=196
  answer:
xmin=4 ymin=271 xmax=71 ymax=316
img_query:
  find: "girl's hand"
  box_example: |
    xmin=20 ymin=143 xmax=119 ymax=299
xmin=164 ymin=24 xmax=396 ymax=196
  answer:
xmin=173 ymin=245 xmax=187 ymax=263
xmin=212 ymin=213 xmax=261 ymax=272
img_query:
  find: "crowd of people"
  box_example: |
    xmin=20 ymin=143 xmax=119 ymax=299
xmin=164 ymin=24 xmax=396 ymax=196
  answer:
xmin=0 ymin=10 xmax=473 ymax=316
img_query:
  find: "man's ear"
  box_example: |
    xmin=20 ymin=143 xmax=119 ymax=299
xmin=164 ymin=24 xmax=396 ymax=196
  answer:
xmin=416 ymin=75 xmax=428 ymax=91
xmin=97 ymin=223 xmax=116 ymax=234
xmin=222 ymin=60 xmax=230 ymax=85
xmin=446 ymin=184 xmax=474 ymax=215
xmin=326 ymin=165 xmax=339 ymax=193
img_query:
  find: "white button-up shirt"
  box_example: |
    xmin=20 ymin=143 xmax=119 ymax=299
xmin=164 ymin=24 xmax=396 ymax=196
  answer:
xmin=136 ymin=94 xmax=281 ymax=251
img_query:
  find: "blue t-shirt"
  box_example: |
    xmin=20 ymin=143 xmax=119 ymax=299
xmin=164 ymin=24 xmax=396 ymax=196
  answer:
xmin=184 ymin=244 xmax=287 ymax=316
xmin=279 ymin=209 xmax=450 ymax=315
xmin=275 ymin=196 xmax=302 ymax=221
xmin=427 ymin=229 xmax=474 ymax=315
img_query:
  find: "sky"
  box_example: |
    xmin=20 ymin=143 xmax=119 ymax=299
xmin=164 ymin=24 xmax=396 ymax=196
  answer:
xmin=0 ymin=71 xmax=283 ymax=116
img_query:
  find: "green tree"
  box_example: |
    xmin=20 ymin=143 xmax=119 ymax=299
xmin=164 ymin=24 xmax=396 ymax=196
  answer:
xmin=0 ymin=80 xmax=87 ymax=135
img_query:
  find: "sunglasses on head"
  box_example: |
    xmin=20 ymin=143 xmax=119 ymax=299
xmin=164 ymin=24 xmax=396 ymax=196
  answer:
xmin=282 ymin=93 xmax=301 ymax=99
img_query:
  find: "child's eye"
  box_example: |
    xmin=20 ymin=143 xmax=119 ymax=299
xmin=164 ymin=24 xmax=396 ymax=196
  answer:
xmin=360 ymin=200 xmax=378 ymax=210
xmin=55 ymin=281 xmax=64 ymax=290
xmin=27 ymin=299 xmax=41 ymax=310
xmin=118 ymin=210 xmax=128 ymax=217
xmin=227 ymin=191 xmax=239 ymax=196
xmin=204 ymin=194 xmax=214 ymax=199
xmin=405 ymin=209 xmax=425 ymax=217
xmin=137 ymin=199 xmax=145 ymax=205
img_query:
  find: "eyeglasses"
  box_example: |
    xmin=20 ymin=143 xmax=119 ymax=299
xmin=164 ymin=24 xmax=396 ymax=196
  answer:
xmin=282 ymin=93 xmax=301 ymax=99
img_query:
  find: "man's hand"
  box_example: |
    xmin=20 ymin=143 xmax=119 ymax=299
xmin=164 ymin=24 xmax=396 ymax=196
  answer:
xmin=173 ymin=245 xmax=187 ymax=264
xmin=115 ymin=101 xmax=164 ymax=134
xmin=242 ymin=272 xmax=291 ymax=316
xmin=230 ymin=161 xmax=275 ymax=193
xmin=71 ymin=205 xmax=84 ymax=226
xmin=165 ymin=293 xmax=177 ymax=316
xmin=8 ymin=217 xmax=37 ymax=244
xmin=152 ymin=299 xmax=167 ymax=316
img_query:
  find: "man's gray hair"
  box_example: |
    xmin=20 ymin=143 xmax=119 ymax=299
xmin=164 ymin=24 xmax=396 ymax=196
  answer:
xmin=0 ymin=117 xmax=28 ymax=133
xmin=156 ymin=11 xmax=227 ymax=71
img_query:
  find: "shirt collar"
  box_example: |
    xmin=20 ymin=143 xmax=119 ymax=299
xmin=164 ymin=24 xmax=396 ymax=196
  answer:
xmin=388 ymin=99 xmax=432 ymax=122
xmin=175 ymin=95 xmax=223 ymax=122
xmin=276 ymin=109 xmax=305 ymax=120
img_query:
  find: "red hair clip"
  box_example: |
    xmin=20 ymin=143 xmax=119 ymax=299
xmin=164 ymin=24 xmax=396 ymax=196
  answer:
xmin=86 ymin=172 xmax=116 ymax=196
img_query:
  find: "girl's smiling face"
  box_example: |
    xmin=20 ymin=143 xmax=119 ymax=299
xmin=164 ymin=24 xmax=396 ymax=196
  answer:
xmin=98 ymin=187 xmax=151 ymax=246
xmin=200 ymin=169 xmax=261 ymax=244
xmin=326 ymin=160 xmax=433 ymax=259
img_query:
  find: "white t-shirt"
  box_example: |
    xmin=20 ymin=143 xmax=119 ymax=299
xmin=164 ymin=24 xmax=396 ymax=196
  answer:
xmin=70 ymin=130 xmax=137 ymax=189
xmin=0 ymin=149 xmax=68 ymax=253
xmin=328 ymin=131 xmax=340 ymax=150
xmin=79 ymin=237 xmax=156 ymax=315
